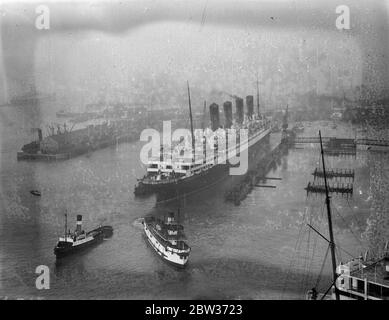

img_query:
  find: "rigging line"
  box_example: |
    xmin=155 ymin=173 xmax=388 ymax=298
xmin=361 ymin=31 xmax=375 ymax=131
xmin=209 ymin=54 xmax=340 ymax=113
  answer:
xmin=306 ymin=200 xmax=326 ymax=288
xmin=306 ymin=222 xmax=320 ymax=290
xmin=320 ymin=274 xmax=341 ymax=300
xmin=315 ymin=243 xmax=330 ymax=289
xmin=332 ymin=201 xmax=364 ymax=247
xmin=335 ymin=234 xmax=343 ymax=264
xmin=301 ymin=230 xmax=310 ymax=293
xmin=200 ymin=0 xmax=209 ymax=29
xmin=307 ymin=223 xmax=356 ymax=261
xmin=317 ymin=197 xmax=358 ymax=262
xmin=281 ymin=212 xmax=307 ymax=298
xmin=310 ymin=216 xmax=356 ymax=260
xmin=301 ymin=210 xmax=312 ymax=292
xmin=302 ymin=208 xmax=315 ymax=294
xmin=281 ymin=206 xmax=309 ymax=298
xmin=304 ymin=203 xmax=324 ymax=289
xmin=302 ymin=201 xmax=323 ymax=292
xmin=335 ymin=240 xmax=356 ymax=260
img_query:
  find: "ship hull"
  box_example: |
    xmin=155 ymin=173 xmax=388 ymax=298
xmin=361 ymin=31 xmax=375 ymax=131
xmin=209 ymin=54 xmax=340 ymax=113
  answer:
xmin=136 ymin=129 xmax=271 ymax=197
xmin=54 ymin=234 xmax=104 ymax=258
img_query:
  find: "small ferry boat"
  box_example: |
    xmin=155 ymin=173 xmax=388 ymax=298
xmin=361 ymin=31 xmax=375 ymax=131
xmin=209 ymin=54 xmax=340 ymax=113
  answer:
xmin=143 ymin=212 xmax=190 ymax=267
xmin=54 ymin=214 xmax=113 ymax=258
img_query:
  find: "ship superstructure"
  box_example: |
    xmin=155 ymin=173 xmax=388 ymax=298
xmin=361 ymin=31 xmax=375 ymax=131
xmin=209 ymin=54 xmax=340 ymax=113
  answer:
xmin=335 ymin=252 xmax=389 ymax=300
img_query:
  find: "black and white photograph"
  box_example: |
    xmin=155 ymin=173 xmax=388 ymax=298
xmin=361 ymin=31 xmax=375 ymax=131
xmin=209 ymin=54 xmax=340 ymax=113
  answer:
xmin=0 ymin=0 xmax=389 ymax=305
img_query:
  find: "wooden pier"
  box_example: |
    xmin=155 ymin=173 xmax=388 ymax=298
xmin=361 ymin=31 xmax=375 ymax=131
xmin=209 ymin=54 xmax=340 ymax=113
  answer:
xmin=312 ymin=168 xmax=355 ymax=181
xmin=356 ymin=138 xmax=389 ymax=147
xmin=305 ymin=181 xmax=353 ymax=196
xmin=323 ymin=148 xmax=356 ymax=157
xmin=293 ymin=136 xmax=389 ymax=149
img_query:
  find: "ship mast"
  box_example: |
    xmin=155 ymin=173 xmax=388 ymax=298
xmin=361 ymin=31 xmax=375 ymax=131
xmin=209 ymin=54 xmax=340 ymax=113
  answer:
xmin=319 ymin=130 xmax=339 ymax=300
xmin=201 ymin=100 xmax=206 ymax=130
xmin=64 ymin=212 xmax=67 ymax=242
xmin=256 ymin=76 xmax=260 ymax=117
xmin=187 ymin=81 xmax=195 ymax=163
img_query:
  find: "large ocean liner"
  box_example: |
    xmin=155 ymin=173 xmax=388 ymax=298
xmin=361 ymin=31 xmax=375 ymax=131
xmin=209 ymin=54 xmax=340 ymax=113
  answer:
xmin=134 ymin=83 xmax=272 ymax=196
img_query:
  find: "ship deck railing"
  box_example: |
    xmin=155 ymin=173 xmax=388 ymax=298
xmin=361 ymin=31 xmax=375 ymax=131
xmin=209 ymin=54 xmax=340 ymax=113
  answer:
xmin=338 ymin=274 xmax=389 ymax=300
xmin=141 ymin=175 xmax=185 ymax=185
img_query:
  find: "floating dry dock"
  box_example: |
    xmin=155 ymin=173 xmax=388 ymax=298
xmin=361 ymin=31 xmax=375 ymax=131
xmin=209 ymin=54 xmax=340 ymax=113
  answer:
xmin=225 ymin=141 xmax=288 ymax=205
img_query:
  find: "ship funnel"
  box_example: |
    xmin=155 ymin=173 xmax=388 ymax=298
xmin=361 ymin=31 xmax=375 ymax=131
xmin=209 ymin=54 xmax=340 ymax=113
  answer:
xmin=246 ymin=95 xmax=254 ymax=119
xmin=223 ymin=101 xmax=233 ymax=128
xmin=235 ymin=97 xmax=244 ymax=124
xmin=76 ymin=214 xmax=82 ymax=233
xmin=37 ymin=128 xmax=43 ymax=141
xmin=209 ymin=103 xmax=220 ymax=131
xmin=160 ymin=144 xmax=163 ymax=162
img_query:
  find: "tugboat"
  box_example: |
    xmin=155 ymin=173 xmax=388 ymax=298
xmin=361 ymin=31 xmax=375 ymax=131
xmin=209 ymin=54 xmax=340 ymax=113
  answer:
xmin=54 ymin=214 xmax=113 ymax=258
xmin=143 ymin=212 xmax=190 ymax=267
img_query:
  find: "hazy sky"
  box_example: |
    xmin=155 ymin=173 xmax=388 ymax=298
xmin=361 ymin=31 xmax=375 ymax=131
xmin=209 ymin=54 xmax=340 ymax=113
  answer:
xmin=0 ymin=0 xmax=388 ymax=108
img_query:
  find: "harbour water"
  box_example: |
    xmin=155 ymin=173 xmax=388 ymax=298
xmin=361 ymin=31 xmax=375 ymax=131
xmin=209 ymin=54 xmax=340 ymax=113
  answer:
xmin=0 ymin=104 xmax=388 ymax=299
